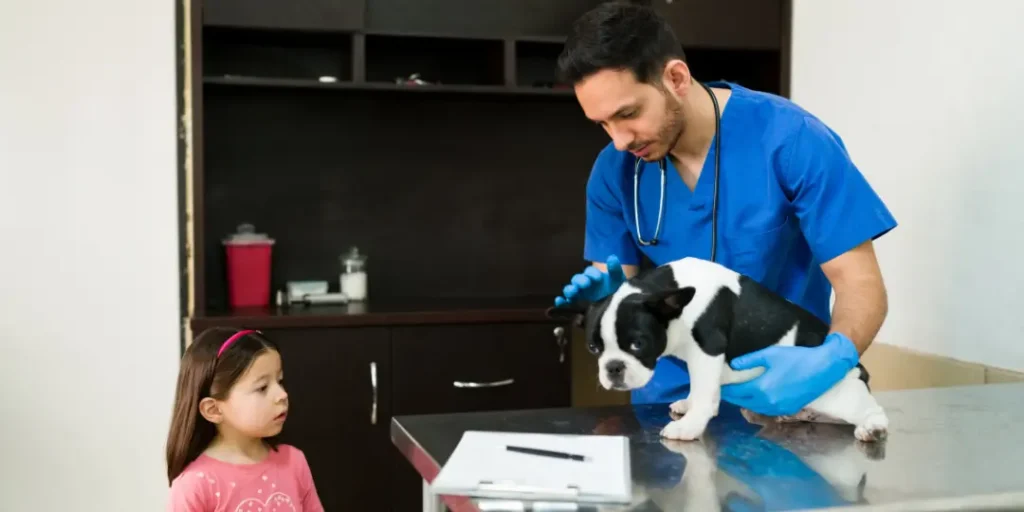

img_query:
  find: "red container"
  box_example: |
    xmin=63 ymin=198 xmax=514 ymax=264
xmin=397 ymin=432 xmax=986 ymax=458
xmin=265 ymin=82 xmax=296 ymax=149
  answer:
xmin=223 ymin=224 xmax=276 ymax=308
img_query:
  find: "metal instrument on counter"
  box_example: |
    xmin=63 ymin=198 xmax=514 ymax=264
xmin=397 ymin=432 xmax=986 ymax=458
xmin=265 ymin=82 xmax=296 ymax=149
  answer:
xmin=276 ymin=280 xmax=350 ymax=307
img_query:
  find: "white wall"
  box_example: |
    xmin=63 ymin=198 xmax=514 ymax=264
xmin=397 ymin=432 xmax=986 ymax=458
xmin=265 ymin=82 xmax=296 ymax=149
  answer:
xmin=0 ymin=0 xmax=180 ymax=509
xmin=791 ymin=0 xmax=1024 ymax=371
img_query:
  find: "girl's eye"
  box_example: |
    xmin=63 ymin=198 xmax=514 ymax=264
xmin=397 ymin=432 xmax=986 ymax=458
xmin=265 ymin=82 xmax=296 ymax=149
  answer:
xmin=257 ymin=385 xmax=268 ymax=392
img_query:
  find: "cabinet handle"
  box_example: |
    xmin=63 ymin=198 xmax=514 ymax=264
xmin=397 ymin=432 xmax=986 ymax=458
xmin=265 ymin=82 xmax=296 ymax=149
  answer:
xmin=370 ymin=361 xmax=378 ymax=425
xmin=453 ymin=378 xmax=514 ymax=388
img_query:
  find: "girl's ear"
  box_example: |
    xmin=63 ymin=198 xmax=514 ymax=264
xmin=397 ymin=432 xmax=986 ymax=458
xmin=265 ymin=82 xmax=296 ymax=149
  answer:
xmin=199 ymin=397 xmax=224 ymax=424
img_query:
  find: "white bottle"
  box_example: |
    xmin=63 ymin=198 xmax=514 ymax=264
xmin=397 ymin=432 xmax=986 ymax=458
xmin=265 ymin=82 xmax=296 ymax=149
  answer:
xmin=339 ymin=246 xmax=368 ymax=301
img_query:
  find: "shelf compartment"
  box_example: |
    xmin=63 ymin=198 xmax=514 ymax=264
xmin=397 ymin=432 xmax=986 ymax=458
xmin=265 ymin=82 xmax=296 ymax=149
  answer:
xmin=363 ymin=34 xmax=504 ymax=87
xmin=514 ymin=40 xmax=569 ymax=90
xmin=202 ymin=26 xmax=354 ymax=82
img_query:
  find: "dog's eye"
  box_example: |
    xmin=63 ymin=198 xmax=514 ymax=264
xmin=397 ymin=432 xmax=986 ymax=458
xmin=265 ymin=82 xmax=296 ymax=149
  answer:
xmin=587 ymin=342 xmax=600 ymax=354
xmin=630 ymin=340 xmax=644 ymax=352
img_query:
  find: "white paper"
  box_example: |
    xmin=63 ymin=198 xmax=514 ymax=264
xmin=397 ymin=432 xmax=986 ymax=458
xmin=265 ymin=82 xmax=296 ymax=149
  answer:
xmin=430 ymin=430 xmax=632 ymax=504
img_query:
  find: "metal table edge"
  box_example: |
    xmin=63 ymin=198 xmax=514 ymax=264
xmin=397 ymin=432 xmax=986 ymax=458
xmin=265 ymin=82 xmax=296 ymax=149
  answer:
xmin=391 ymin=416 xmax=482 ymax=512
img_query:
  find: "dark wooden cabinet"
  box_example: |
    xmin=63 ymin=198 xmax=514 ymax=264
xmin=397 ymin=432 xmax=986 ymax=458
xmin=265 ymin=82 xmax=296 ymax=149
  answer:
xmin=202 ymin=0 xmax=366 ymax=31
xmin=644 ymin=0 xmax=783 ymax=50
xmin=184 ymin=0 xmax=791 ymax=509
xmin=266 ymin=327 xmax=392 ymax=511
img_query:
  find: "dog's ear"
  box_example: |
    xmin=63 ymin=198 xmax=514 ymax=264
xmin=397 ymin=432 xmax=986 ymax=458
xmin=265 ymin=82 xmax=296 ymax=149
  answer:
xmin=545 ymin=305 xmax=586 ymax=329
xmin=643 ymin=286 xmax=696 ymax=319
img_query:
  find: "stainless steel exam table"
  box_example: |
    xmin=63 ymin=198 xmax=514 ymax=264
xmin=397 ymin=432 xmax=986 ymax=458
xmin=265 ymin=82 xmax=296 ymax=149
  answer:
xmin=393 ymin=382 xmax=1024 ymax=512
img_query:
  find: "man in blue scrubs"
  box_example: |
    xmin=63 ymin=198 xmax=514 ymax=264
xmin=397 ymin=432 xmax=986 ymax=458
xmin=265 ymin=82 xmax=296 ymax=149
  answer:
xmin=553 ymin=3 xmax=897 ymax=417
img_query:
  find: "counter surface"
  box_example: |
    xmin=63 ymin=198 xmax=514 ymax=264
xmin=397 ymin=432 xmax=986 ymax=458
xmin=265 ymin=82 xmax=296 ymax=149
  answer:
xmin=392 ymin=383 xmax=1024 ymax=511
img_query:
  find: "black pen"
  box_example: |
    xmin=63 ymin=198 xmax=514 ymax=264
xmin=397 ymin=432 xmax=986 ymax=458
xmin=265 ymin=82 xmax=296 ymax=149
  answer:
xmin=506 ymin=445 xmax=587 ymax=461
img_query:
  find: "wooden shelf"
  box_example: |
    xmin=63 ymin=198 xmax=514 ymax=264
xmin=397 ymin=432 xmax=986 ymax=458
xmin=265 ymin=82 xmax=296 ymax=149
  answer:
xmin=203 ymin=75 xmax=574 ymax=96
xmin=190 ymin=296 xmax=558 ymax=330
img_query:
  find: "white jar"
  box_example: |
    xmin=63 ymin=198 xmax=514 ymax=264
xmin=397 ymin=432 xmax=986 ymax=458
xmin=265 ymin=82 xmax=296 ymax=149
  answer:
xmin=339 ymin=246 xmax=368 ymax=301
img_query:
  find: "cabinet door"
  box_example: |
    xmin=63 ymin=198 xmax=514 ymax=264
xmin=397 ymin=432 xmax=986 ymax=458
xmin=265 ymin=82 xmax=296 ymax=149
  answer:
xmin=263 ymin=328 xmax=391 ymax=511
xmin=644 ymin=0 xmax=782 ymax=50
xmin=202 ymin=0 xmax=366 ymax=32
xmin=390 ymin=322 xmax=571 ymax=512
xmin=391 ymin=322 xmax=571 ymax=416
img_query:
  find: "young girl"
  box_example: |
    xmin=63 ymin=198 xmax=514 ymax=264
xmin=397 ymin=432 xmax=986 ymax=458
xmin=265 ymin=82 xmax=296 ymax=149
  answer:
xmin=165 ymin=327 xmax=323 ymax=511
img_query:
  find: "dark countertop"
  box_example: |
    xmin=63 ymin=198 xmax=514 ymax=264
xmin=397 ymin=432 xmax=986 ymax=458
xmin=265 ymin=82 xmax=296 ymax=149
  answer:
xmin=190 ymin=295 xmax=557 ymax=329
xmin=392 ymin=383 xmax=1024 ymax=512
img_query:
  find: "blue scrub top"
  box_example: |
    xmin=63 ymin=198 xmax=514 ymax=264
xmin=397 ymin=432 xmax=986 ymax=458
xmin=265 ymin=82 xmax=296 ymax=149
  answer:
xmin=582 ymin=82 xmax=898 ymax=405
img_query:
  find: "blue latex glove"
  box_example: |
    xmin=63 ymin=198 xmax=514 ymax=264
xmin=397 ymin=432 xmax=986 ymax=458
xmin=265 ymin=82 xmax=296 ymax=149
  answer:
xmin=720 ymin=332 xmax=860 ymax=417
xmin=553 ymin=254 xmax=627 ymax=306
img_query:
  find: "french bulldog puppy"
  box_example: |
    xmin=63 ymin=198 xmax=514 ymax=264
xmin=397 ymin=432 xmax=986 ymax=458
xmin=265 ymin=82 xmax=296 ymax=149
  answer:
xmin=547 ymin=256 xmax=889 ymax=443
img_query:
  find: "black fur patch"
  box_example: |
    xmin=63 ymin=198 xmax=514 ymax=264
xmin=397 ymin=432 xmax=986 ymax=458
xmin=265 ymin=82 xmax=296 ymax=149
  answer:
xmin=729 ymin=275 xmax=869 ymax=384
xmin=583 ymin=298 xmax=611 ymax=356
xmin=611 ymin=292 xmax=683 ymax=370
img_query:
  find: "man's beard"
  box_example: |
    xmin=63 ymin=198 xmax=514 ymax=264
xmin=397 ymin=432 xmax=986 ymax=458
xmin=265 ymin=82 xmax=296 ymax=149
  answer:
xmin=638 ymin=95 xmax=686 ymax=162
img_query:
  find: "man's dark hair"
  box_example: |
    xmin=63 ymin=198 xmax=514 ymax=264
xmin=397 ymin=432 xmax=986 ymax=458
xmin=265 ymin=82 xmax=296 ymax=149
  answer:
xmin=556 ymin=1 xmax=685 ymax=86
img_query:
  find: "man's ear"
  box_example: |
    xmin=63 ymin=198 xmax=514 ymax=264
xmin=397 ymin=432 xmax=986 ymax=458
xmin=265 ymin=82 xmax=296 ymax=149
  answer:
xmin=643 ymin=287 xmax=696 ymax=319
xmin=662 ymin=59 xmax=692 ymax=96
xmin=545 ymin=305 xmax=586 ymax=330
xmin=199 ymin=397 xmax=224 ymax=425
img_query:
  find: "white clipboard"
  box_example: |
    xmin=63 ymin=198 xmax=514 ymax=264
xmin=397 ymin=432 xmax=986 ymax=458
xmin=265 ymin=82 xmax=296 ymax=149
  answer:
xmin=429 ymin=430 xmax=633 ymax=504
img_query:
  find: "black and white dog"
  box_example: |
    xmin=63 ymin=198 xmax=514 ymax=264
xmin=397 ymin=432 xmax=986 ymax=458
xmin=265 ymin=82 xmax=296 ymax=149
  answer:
xmin=547 ymin=256 xmax=889 ymax=443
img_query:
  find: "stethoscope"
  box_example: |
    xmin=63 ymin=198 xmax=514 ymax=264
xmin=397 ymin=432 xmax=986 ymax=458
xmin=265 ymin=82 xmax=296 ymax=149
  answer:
xmin=633 ymin=81 xmax=721 ymax=262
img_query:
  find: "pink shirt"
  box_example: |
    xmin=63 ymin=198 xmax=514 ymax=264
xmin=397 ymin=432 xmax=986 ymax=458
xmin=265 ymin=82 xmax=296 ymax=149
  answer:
xmin=168 ymin=444 xmax=324 ymax=512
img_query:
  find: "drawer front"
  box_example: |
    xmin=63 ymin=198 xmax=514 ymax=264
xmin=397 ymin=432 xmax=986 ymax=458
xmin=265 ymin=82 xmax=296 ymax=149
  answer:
xmin=391 ymin=322 xmax=571 ymax=415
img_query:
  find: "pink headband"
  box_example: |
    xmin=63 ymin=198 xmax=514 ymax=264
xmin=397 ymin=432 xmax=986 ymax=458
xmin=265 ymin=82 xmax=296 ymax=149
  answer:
xmin=217 ymin=329 xmax=260 ymax=358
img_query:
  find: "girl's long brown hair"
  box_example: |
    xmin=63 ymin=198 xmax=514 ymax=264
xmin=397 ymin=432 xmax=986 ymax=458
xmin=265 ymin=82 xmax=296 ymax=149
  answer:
xmin=165 ymin=327 xmax=279 ymax=484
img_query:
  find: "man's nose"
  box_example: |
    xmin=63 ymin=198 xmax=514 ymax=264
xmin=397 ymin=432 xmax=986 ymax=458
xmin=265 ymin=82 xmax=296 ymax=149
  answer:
xmin=608 ymin=125 xmax=633 ymax=152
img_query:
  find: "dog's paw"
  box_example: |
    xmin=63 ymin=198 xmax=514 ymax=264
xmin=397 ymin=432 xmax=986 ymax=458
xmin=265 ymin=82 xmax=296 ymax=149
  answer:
xmin=854 ymin=411 xmax=889 ymax=443
xmin=660 ymin=414 xmax=711 ymax=441
xmin=669 ymin=399 xmax=690 ymax=417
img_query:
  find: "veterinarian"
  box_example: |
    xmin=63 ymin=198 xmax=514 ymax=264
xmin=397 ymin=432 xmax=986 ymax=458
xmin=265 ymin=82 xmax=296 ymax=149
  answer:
xmin=553 ymin=3 xmax=896 ymax=417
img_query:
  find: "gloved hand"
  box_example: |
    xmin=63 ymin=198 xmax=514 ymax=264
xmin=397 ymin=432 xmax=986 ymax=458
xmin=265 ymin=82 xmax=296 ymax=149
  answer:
xmin=553 ymin=254 xmax=627 ymax=307
xmin=720 ymin=332 xmax=860 ymax=417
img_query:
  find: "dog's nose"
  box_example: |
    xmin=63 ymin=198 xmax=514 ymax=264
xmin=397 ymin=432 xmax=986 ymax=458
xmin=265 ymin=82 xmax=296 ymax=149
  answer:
xmin=606 ymin=360 xmax=626 ymax=380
